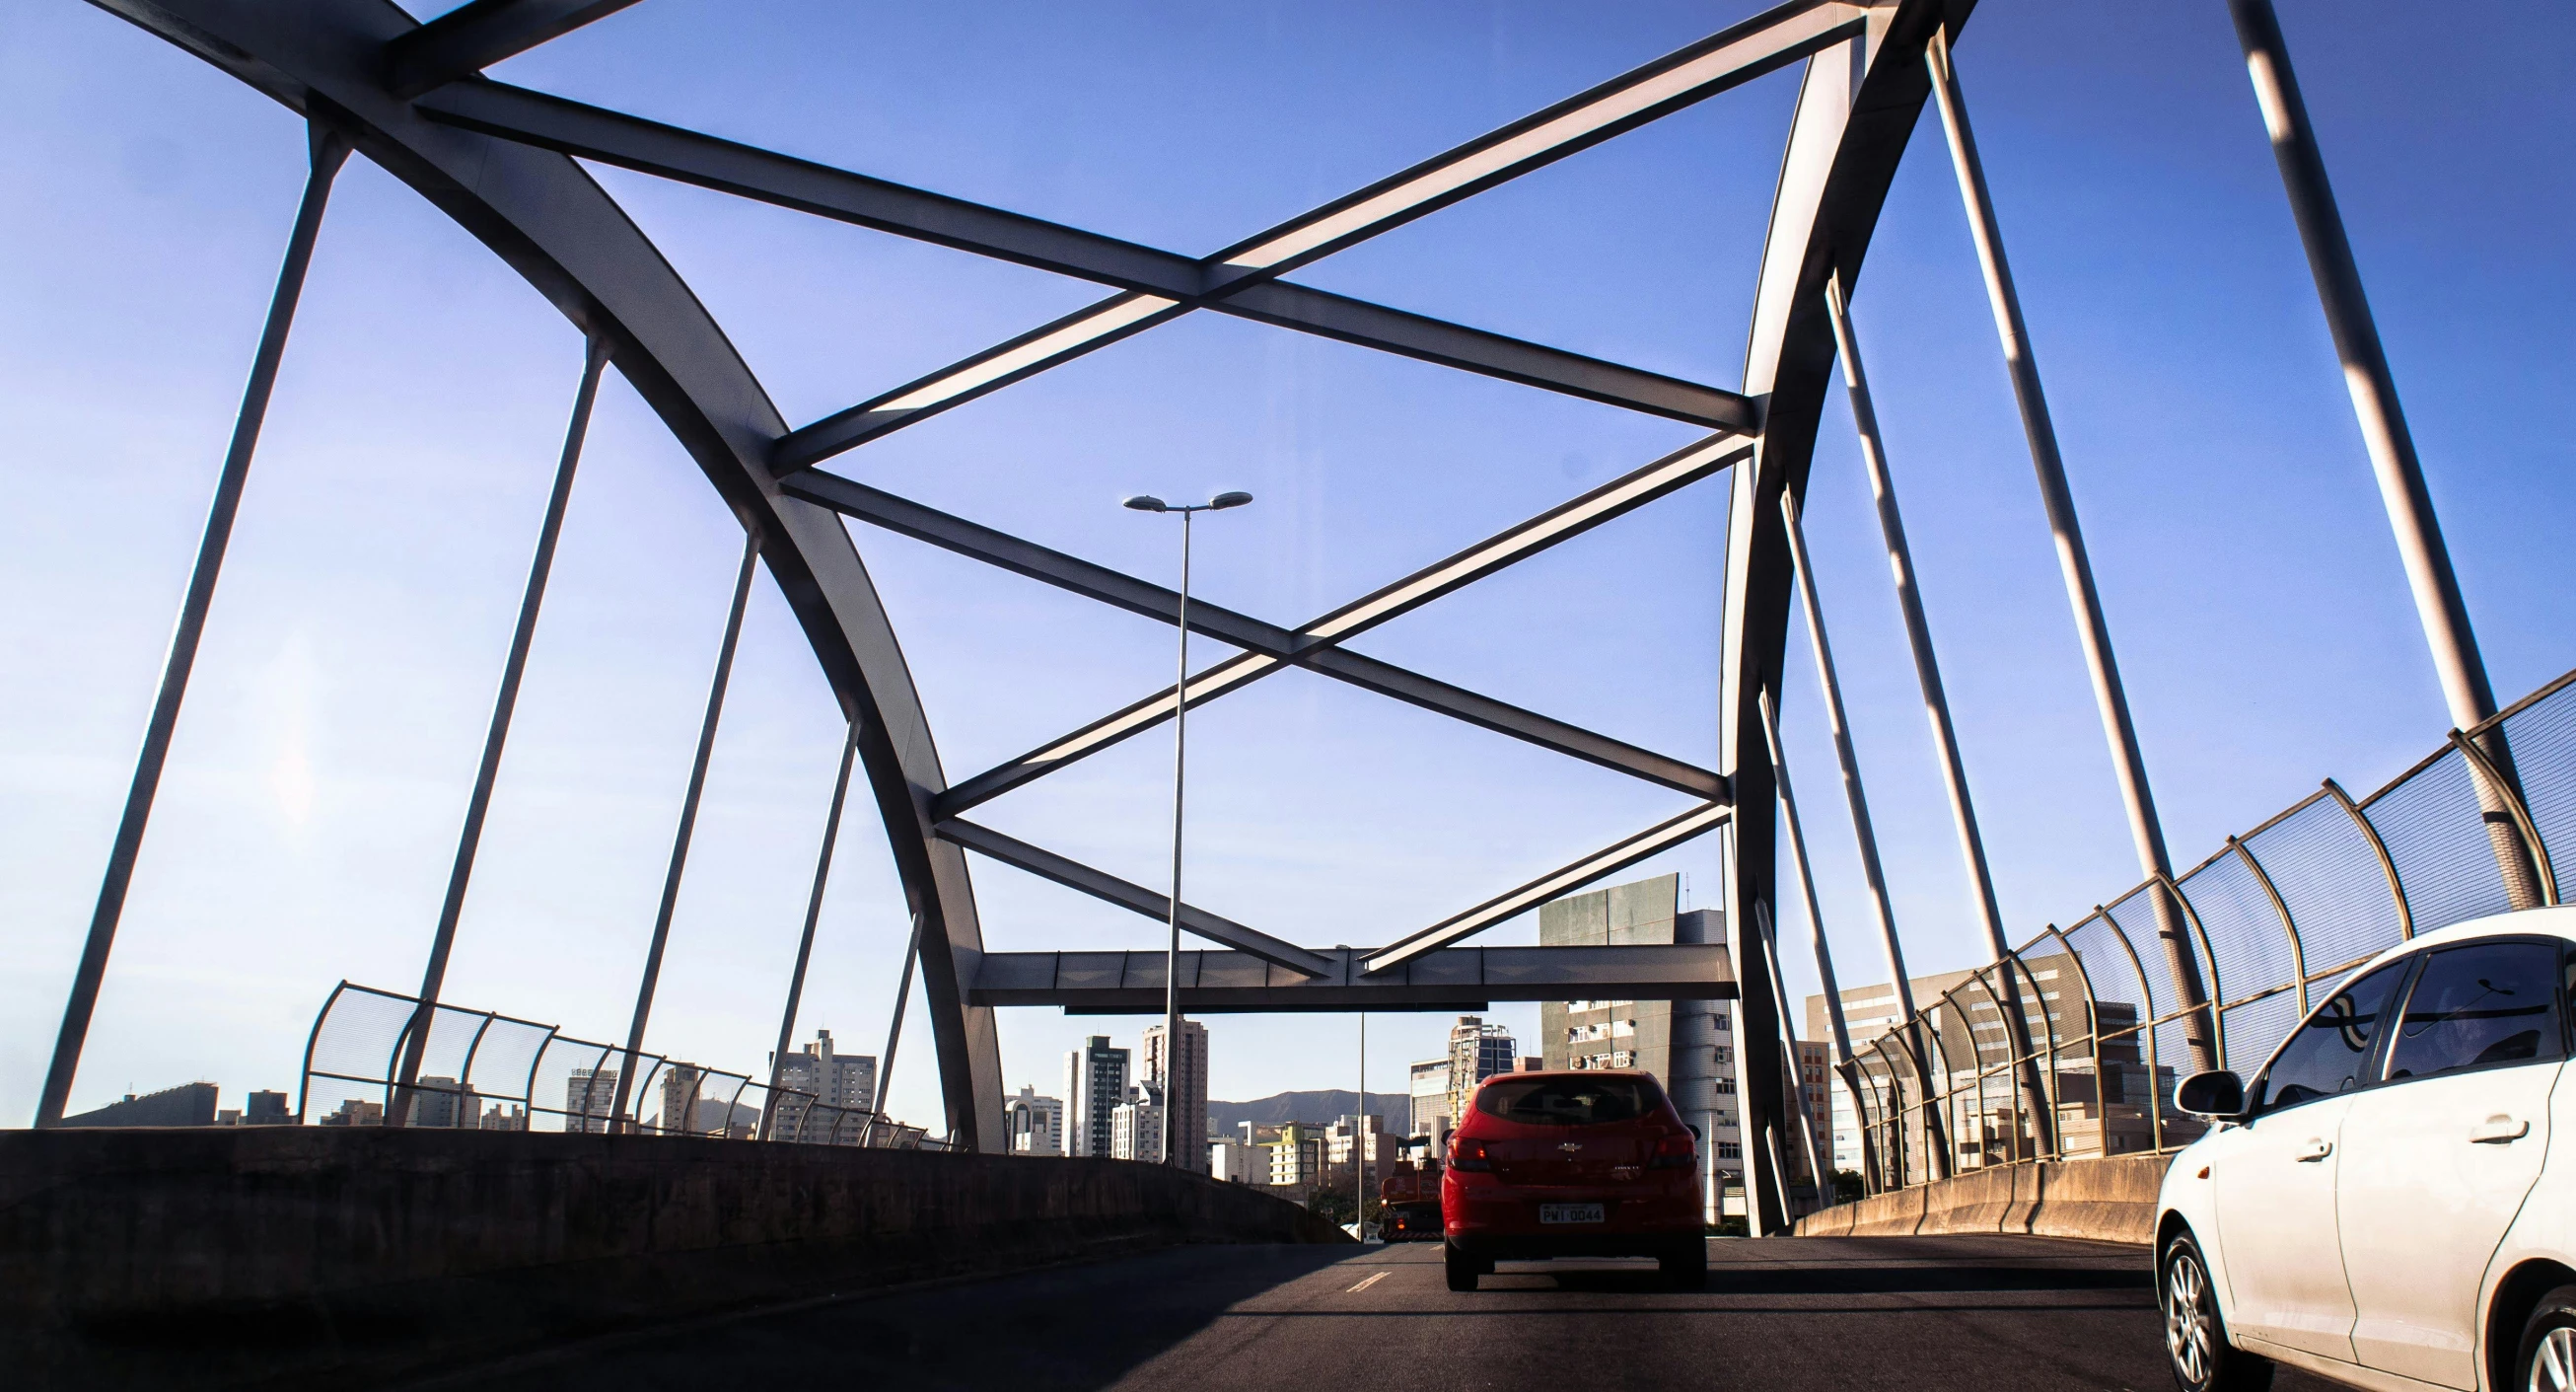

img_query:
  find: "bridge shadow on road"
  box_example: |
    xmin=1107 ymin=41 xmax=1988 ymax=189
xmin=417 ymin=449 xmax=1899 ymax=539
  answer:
xmin=409 ymin=1242 xmax=1356 ymax=1392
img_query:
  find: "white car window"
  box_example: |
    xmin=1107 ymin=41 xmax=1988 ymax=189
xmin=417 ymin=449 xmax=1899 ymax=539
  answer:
xmin=2254 ymin=959 xmax=2409 ymax=1112
xmin=2383 ymin=939 xmax=2563 ymax=1081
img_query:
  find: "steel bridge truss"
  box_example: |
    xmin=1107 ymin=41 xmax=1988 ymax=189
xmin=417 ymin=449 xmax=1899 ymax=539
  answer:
xmin=68 ymin=0 xmax=2013 ymax=1234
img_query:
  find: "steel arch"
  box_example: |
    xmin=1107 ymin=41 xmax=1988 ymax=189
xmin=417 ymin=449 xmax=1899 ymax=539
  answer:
xmin=92 ymin=0 xmax=1980 ymax=1191
xmin=94 ymin=0 xmax=1009 ymax=1147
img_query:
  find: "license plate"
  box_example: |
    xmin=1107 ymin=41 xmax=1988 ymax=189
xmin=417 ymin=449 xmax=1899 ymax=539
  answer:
xmin=1539 ymin=1203 xmax=1606 ymax=1224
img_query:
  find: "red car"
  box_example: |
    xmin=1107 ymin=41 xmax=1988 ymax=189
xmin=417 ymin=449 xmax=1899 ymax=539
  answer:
xmin=1440 ymin=1069 xmax=1705 ymax=1290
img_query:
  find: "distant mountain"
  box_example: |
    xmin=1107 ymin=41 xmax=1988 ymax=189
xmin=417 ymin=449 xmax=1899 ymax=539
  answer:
xmin=1207 ymin=1089 xmax=1410 ymax=1132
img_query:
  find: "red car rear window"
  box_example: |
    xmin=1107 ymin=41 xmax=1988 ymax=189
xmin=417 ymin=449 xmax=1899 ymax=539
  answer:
xmin=1473 ymin=1075 xmax=1660 ymax=1126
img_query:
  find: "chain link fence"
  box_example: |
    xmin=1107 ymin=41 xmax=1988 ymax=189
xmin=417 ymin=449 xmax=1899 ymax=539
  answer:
xmin=1842 ymin=666 xmax=2576 ymax=1193
xmin=295 ymin=982 xmax=944 ymax=1148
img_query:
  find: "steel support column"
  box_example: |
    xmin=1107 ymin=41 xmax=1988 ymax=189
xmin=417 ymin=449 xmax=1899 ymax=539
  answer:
xmin=1925 ymin=28 xmax=2214 ymax=1077
xmin=860 ymin=914 xmax=922 ymax=1148
xmin=760 ymin=719 xmax=861 ymax=1141
xmin=611 ymin=536 xmax=758 ymax=1131
xmin=392 ymin=335 xmax=608 ymax=1127
xmin=1772 ymin=491 xmax=1909 ymax=1189
xmin=1755 ymin=688 xmax=1858 ymax=1193
xmin=2227 ymin=0 xmax=2539 ymax=911
xmin=36 ymin=119 xmax=351 ymax=1128
xmin=1818 ymin=274 xmax=1966 ymax=1184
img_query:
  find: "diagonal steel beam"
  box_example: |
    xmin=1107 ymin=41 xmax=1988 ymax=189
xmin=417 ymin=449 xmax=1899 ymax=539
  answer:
xmin=416 ymin=82 xmax=1758 ymax=461
xmin=934 ymin=818 xmax=1334 ymax=978
xmin=781 ymin=469 xmax=1727 ymax=804
xmin=385 ymin=0 xmax=646 ymax=100
xmin=752 ymin=0 xmax=1858 ymax=468
xmin=783 ymin=433 xmax=1748 ymax=814
xmin=1364 ymin=802 xmax=1734 ymax=974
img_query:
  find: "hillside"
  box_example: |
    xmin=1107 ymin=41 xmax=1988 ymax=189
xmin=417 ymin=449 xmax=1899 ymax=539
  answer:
xmin=1206 ymin=1089 xmax=1410 ymax=1132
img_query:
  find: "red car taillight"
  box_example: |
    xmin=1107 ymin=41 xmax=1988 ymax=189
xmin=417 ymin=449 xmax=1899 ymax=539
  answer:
xmin=1451 ymin=1138 xmax=1494 ymax=1172
xmin=1647 ymin=1131 xmax=1695 ymax=1169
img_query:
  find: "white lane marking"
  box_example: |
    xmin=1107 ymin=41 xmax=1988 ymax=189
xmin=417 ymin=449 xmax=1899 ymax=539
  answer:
xmin=1345 ymin=1271 xmax=1391 ymax=1293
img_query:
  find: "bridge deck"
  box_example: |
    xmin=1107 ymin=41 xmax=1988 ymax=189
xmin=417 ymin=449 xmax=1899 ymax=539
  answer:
xmin=429 ymin=1234 xmax=2340 ymax=1391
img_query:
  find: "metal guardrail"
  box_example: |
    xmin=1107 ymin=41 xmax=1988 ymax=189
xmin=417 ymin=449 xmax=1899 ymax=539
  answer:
xmin=1846 ymin=665 xmax=2576 ymax=1192
xmin=295 ymin=982 xmax=942 ymax=1147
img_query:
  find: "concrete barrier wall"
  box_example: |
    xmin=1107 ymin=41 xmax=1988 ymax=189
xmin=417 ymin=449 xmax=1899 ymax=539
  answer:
xmin=0 ymin=1127 xmax=1341 ymax=1390
xmin=1793 ymin=1153 xmax=2173 ymax=1246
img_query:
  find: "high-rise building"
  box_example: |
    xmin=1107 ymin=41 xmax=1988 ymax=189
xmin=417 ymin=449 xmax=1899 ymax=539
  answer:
xmin=566 ymin=1067 xmax=619 ymax=1134
xmin=406 ymin=1075 xmax=477 ymax=1130
xmin=1406 ymin=1058 xmax=1451 ymax=1145
xmin=1109 ymin=1081 xmax=1164 ymax=1162
xmin=1445 ymin=1016 xmax=1517 ymax=1127
xmin=1325 ymin=1114 xmax=1397 ymax=1166
xmin=1537 ymin=873 xmax=1740 ymax=1216
xmin=1062 ymin=1035 xmax=1130 ymax=1158
xmin=1142 ymin=1020 xmax=1208 ymax=1173
xmin=660 ymin=1063 xmax=703 ymax=1134
xmin=772 ymin=1029 xmax=877 ymax=1144
xmin=1263 ymin=1121 xmax=1327 ymax=1186
xmin=1006 ymin=1084 xmax=1065 ymax=1155
xmin=244 ymin=1090 xmax=290 ymax=1126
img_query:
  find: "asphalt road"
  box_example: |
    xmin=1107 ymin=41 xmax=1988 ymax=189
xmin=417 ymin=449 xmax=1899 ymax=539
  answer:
xmin=431 ymin=1235 xmax=2347 ymax=1392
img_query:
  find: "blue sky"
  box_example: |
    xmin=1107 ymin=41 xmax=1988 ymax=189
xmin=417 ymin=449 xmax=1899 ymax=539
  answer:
xmin=2 ymin=1 xmax=2570 ymax=1131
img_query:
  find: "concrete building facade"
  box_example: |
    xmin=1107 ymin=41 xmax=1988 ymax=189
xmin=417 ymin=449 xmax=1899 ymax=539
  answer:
xmin=1005 ymin=1084 xmax=1064 ymax=1155
xmin=1208 ymin=1136 xmax=1261 ymax=1183
xmin=1537 ymin=874 xmax=1740 ymax=1209
xmin=1141 ymin=1020 xmax=1208 ymax=1174
xmin=771 ymin=1029 xmax=877 ymax=1144
xmin=1061 ymin=1035 xmax=1130 ymax=1159
xmin=1109 ymin=1083 xmax=1164 ymax=1162
xmin=1444 ymin=1016 xmax=1516 ymax=1128
xmin=1406 ymin=1058 xmax=1451 ymax=1147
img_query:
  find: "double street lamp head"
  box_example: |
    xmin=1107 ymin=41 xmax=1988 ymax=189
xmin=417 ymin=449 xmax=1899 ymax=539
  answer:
xmin=1122 ymin=491 xmax=1253 ymax=514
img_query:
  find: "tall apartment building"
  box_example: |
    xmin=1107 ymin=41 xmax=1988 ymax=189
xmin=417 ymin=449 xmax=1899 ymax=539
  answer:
xmin=1537 ymin=874 xmax=1740 ymax=1199
xmin=1006 ymin=1084 xmax=1065 ymax=1155
xmin=659 ymin=1063 xmax=703 ymax=1134
xmin=1062 ymin=1035 xmax=1130 ymax=1158
xmin=566 ymin=1067 xmax=618 ymax=1134
xmin=1445 ymin=1016 xmax=1517 ymax=1127
xmin=772 ymin=1029 xmax=877 ymax=1144
xmin=1325 ymin=1114 xmax=1398 ymax=1166
xmin=1142 ymin=1020 xmax=1208 ymax=1174
xmin=405 ymin=1075 xmax=476 ymax=1129
xmin=1406 ymin=1058 xmax=1452 ymax=1146
xmin=1264 ymin=1121 xmax=1327 ymax=1186
xmin=1109 ymin=1081 xmax=1164 ymax=1162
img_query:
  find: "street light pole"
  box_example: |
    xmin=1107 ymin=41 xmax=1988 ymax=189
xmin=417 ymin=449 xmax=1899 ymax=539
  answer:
xmin=1124 ymin=489 xmax=1252 ymax=1167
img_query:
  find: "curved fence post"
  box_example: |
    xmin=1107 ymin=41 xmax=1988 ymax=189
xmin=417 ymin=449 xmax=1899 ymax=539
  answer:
xmin=2326 ymin=778 xmax=2414 ymax=940
xmin=2041 ymin=925 xmax=2105 ymax=1160
xmin=2229 ymin=835 xmax=2309 ymax=1014
xmin=2452 ymin=729 xmax=2559 ymax=906
xmin=296 ymin=982 xmax=350 ymax=1126
xmin=2160 ymin=876 xmax=2227 ymax=1071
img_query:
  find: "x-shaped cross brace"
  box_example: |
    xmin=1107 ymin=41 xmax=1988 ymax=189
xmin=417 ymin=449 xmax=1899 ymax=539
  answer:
xmin=417 ymin=0 xmax=1877 ymax=972
xmin=784 ymin=430 xmax=1742 ymax=975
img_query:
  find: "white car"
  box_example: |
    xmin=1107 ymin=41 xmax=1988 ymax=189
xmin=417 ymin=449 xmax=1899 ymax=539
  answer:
xmin=2158 ymin=907 xmax=2576 ymax=1392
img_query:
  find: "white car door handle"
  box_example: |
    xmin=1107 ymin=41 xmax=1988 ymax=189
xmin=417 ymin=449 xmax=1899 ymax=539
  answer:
xmin=2470 ymin=1116 xmax=2531 ymax=1144
xmin=2295 ymin=1138 xmax=2332 ymax=1162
